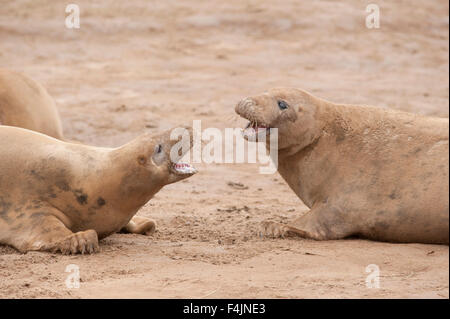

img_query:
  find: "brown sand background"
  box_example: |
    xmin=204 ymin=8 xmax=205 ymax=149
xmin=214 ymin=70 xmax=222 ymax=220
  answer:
xmin=0 ymin=0 xmax=448 ymax=298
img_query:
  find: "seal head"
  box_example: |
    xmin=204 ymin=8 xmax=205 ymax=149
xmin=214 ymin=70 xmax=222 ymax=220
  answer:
xmin=235 ymin=88 xmax=322 ymax=154
xmin=127 ymin=125 xmax=197 ymax=187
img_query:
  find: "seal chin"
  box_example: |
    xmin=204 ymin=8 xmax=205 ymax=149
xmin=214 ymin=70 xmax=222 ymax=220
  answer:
xmin=171 ymin=162 xmax=197 ymax=175
xmin=241 ymin=121 xmax=270 ymax=142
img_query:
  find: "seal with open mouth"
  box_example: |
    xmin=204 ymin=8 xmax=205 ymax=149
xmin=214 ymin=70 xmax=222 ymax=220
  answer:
xmin=236 ymin=88 xmax=449 ymax=244
xmin=0 ymin=125 xmax=197 ymax=254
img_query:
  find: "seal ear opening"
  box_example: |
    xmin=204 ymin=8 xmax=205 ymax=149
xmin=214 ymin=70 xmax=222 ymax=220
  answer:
xmin=137 ymin=155 xmax=147 ymax=165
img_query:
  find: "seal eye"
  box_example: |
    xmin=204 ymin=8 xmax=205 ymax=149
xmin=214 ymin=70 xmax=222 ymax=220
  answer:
xmin=278 ymin=100 xmax=289 ymax=110
xmin=152 ymin=144 xmax=166 ymax=166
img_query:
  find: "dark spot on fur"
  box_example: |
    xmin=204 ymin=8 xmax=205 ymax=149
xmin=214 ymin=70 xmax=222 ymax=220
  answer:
xmin=44 ymin=186 xmax=58 ymax=199
xmin=74 ymin=189 xmax=88 ymax=205
xmin=56 ymin=180 xmax=70 ymax=192
xmin=30 ymin=170 xmax=45 ymax=180
xmin=77 ymin=194 xmax=88 ymax=205
xmin=97 ymin=197 xmax=106 ymax=206
xmin=389 ymin=191 xmax=396 ymax=200
xmin=0 ymin=197 xmax=12 ymax=223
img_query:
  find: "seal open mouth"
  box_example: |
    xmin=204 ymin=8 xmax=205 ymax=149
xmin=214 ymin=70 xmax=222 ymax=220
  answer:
xmin=241 ymin=120 xmax=270 ymax=141
xmin=172 ymin=162 xmax=197 ymax=175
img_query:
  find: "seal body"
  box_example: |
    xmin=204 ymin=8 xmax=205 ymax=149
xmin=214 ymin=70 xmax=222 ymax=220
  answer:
xmin=236 ymin=88 xmax=449 ymax=244
xmin=0 ymin=125 xmax=196 ymax=253
xmin=0 ymin=68 xmax=63 ymax=139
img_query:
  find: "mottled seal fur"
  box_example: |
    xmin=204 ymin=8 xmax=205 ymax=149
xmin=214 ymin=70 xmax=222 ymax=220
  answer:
xmin=0 ymin=125 xmax=196 ymax=254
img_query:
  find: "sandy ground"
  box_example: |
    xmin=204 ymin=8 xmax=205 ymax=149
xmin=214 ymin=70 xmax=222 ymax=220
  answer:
xmin=0 ymin=0 xmax=449 ymax=298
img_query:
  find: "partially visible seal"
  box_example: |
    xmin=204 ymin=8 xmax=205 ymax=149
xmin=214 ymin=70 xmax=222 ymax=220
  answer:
xmin=236 ymin=88 xmax=449 ymax=244
xmin=0 ymin=125 xmax=196 ymax=254
xmin=0 ymin=68 xmax=64 ymax=139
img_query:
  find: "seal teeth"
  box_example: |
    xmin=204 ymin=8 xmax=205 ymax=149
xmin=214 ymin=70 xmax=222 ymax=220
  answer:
xmin=173 ymin=162 xmax=197 ymax=174
xmin=244 ymin=119 xmax=268 ymax=131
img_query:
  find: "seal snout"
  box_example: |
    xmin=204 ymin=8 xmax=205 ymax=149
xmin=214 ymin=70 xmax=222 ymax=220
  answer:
xmin=235 ymin=97 xmax=261 ymax=124
xmin=166 ymin=125 xmax=197 ymax=177
xmin=235 ymin=97 xmax=256 ymax=117
xmin=235 ymin=97 xmax=271 ymax=142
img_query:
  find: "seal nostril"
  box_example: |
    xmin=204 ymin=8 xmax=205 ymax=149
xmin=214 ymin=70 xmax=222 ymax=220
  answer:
xmin=236 ymin=98 xmax=255 ymax=114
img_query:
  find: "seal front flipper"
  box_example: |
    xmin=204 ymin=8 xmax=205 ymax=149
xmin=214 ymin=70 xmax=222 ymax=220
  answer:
xmin=6 ymin=207 xmax=99 ymax=254
xmin=259 ymin=221 xmax=314 ymax=239
xmin=120 ymin=216 xmax=156 ymax=236
xmin=259 ymin=205 xmax=356 ymax=240
xmin=45 ymin=229 xmax=99 ymax=255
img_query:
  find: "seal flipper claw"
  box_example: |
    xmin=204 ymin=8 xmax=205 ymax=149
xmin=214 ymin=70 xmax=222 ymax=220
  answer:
xmin=51 ymin=230 xmax=99 ymax=255
xmin=259 ymin=221 xmax=292 ymax=239
xmin=259 ymin=218 xmax=329 ymax=240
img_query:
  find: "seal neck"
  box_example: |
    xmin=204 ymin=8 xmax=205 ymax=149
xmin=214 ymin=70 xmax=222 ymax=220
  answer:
xmin=99 ymin=139 xmax=162 ymax=217
xmin=275 ymin=98 xmax=349 ymax=207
